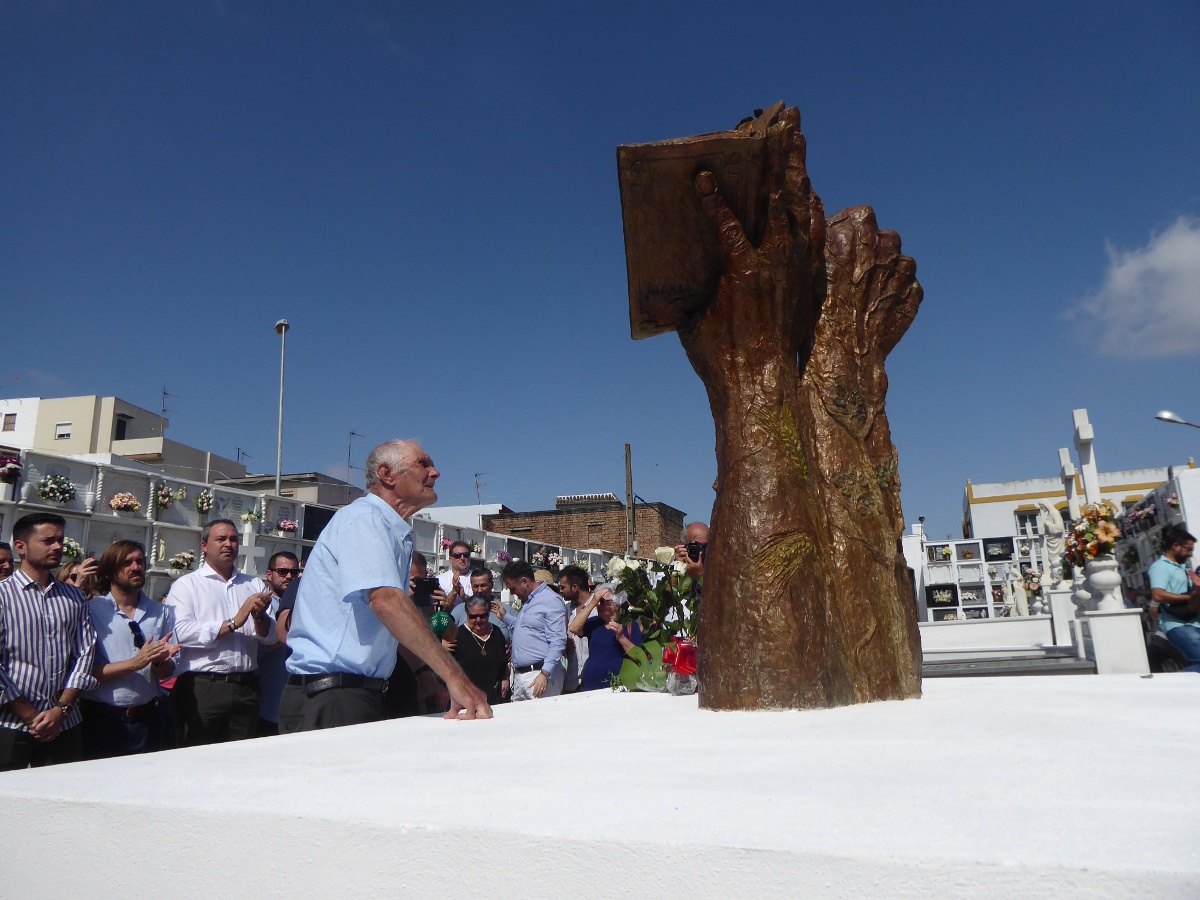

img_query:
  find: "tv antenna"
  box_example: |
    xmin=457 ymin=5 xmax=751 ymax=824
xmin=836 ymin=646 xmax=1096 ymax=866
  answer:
xmin=346 ymin=431 xmax=365 ymax=503
xmin=159 ymin=387 xmax=178 ymax=436
xmin=474 ymin=471 xmax=488 ymax=505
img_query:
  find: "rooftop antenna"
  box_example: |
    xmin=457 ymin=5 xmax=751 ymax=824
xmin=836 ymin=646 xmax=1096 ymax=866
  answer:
xmin=236 ymin=447 xmax=254 ymax=466
xmin=159 ymin=387 xmax=178 ymax=436
xmin=346 ymin=431 xmax=364 ymax=503
xmin=474 ymin=471 xmax=488 ymax=505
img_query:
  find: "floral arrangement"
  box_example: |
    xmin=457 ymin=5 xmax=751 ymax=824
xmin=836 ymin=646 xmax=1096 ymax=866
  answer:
xmin=440 ymin=538 xmax=453 ymax=550
xmin=1120 ymin=546 xmax=1141 ymax=571
xmin=962 ymin=549 xmax=974 ymax=559
xmin=931 ymin=589 xmax=954 ymax=605
xmin=960 ymin=590 xmax=980 ymax=604
xmin=940 ymin=546 xmax=952 ymax=560
xmin=241 ymin=509 xmax=262 ymax=523
xmin=0 ymin=455 xmax=21 ymax=483
xmin=1167 ymin=493 xmax=1181 ymax=510
xmin=495 ymin=549 xmax=512 ymax=564
xmin=38 ymin=474 xmax=76 ymax=504
xmin=986 ymin=545 xmax=1007 ymax=558
xmin=546 ymin=550 xmax=564 ymax=569
xmin=62 ymin=537 xmax=83 ymax=560
xmin=1017 ymin=541 xmax=1030 ymax=556
xmin=155 ymin=484 xmax=187 ymax=510
xmin=194 ymin=491 xmax=214 ymax=514
xmin=605 ymin=551 xmax=700 ymax=693
xmin=168 ymin=550 xmax=196 ymax=571
xmin=939 ymin=612 xmax=959 ymax=621
xmin=608 ymin=553 xmax=697 ymax=642
xmin=991 ymin=586 xmax=1004 ymax=603
xmin=1021 ymin=569 xmax=1043 ymax=597
xmin=277 ymin=519 xmax=298 ymax=534
xmin=109 ymin=492 xmax=142 ymax=512
xmin=1064 ymin=501 xmax=1121 ymax=568
xmin=530 ymin=548 xmax=548 ymax=567
xmin=1126 ymin=503 xmax=1157 ymax=526
xmin=469 ymin=540 xmax=481 ymax=554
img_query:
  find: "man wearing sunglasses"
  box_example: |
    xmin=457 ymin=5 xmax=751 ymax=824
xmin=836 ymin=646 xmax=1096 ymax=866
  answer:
xmin=257 ymin=551 xmax=300 ymax=736
xmin=83 ymin=540 xmax=180 ymax=759
xmin=438 ymin=540 xmax=475 ymax=615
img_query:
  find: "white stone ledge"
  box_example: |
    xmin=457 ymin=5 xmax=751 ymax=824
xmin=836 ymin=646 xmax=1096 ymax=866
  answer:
xmin=1 ymin=676 xmax=1197 ymax=897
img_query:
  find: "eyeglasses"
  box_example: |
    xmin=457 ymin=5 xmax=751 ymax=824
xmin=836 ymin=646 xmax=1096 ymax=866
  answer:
xmin=128 ymin=620 xmax=146 ymax=649
xmin=450 ymin=552 xmax=471 ymax=559
xmin=467 ymin=612 xmax=489 ymax=620
xmin=271 ymin=568 xmax=299 ymax=577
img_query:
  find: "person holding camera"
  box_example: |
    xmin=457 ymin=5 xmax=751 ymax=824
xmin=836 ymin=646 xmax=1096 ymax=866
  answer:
xmin=674 ymin=522 xmax=709 ymax=581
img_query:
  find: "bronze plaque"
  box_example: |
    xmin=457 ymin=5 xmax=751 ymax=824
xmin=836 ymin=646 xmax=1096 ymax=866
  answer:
xmin=617 ymin=129 xmax=769 ymax=339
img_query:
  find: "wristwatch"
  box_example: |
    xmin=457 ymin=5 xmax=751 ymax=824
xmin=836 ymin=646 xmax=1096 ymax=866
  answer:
xmin=57 ymin=702 xmax=71 ymax=716
xmin=227 ymin=618 xmax=238 ymax=633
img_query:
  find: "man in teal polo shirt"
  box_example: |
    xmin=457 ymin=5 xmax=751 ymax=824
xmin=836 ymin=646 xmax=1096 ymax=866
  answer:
xmin=279 ymin=440 xmax=491 ymax=732
xmin=1147 ymin=524 xmax=1200 ymax=673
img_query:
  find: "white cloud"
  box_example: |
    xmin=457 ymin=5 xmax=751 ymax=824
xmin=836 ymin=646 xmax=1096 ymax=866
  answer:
xmin=1073 ymin=216 xmax=1200 ymax=357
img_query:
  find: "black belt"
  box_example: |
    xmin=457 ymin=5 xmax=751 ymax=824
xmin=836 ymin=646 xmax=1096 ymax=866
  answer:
xmin=513 ymin=663 xmax=543 ymax=675
xmin=190 ymin=671 xmax=258 ymax=684
xmin=287 ymin=673 xmax=387 ymax=696
xmin=83 ymin=699 xmax=156 ymax=719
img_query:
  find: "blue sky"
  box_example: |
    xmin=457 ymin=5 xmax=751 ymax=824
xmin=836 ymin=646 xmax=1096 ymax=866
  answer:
xmin=2 ymin=1 xmax=1199 ymax=539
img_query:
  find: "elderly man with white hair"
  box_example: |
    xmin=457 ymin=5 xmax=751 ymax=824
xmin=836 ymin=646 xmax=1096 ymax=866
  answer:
xmin=279 ymin=439 xmax=491 ymax=732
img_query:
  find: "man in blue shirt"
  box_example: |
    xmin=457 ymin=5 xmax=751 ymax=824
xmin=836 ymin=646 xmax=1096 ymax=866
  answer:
xmin=503 ymin=560 xmax=567 ymax=700
xmin=84 ymin=540 xmax=179 ymax=758
xmin=1148 ymin=524 xmax=1200 ymax=673
xmin=280 ymin=440 xmax=490 ymax=732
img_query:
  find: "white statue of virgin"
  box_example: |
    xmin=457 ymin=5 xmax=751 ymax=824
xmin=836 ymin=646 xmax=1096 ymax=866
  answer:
xmin=1037 ymin=500 xmax=1066 ymax=588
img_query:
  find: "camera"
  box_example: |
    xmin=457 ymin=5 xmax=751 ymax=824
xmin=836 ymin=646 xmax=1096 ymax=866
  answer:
xmin=411 ymin=576 xmax=440 ymax=605
xmin=686 ymin=541 xmax=706 ymax=562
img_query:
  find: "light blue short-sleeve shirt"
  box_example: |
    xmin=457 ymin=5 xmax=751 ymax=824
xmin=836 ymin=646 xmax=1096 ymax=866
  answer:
xmin=1148 ymin=555 xmax=1194 ymax=633
xmin=285 ymin=493 xmax=413 ymax=679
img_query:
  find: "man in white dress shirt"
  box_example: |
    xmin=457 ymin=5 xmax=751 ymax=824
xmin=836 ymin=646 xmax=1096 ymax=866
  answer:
xmin=165 ymin=519 xmax=276 ymax=745
xmin=438 ymin=540 xmax=474 ymax=616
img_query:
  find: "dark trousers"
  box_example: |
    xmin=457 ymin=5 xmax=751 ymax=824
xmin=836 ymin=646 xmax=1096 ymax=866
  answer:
xmin=277 ymin=682 xmax=387 ymax=734
xmin=170 ymin=672 xmax=260 ymax=746
xmin=81 ymin=700 xmax=167 ymax=760
xmin=0 ymin=724 xmax=84 ymax=771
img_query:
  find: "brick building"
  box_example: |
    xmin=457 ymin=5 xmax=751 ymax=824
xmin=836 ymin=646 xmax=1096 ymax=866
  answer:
xmin=482 ymin=493 xmax=687 ymax=556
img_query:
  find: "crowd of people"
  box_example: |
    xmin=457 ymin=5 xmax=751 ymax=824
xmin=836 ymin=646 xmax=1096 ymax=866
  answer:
xmin=0 ymin=438 xmax=710 ymax=770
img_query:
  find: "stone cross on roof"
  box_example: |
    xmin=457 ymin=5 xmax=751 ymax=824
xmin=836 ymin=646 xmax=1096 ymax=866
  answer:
xmin=1072 ymin=408 xmax=1102 ymax=505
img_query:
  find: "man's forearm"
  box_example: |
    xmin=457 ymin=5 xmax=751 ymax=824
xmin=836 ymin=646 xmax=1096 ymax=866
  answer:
xmin=369 ymin=588 xmax=466 ymax=685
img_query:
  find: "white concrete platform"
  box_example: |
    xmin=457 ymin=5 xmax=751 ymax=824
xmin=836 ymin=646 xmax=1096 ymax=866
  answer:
xmin=2 ymin=675 xmax=1198 ymax=898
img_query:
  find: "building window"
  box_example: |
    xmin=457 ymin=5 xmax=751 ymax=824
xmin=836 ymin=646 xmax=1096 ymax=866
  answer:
xmin=1 ymin=413 xmax=14 ymax=432
xmin=1014 ymin=510 xmax=1041 ymax=535
xmin=114 ymin=415 xmax=131 ymax=441
xmin=54 ymin=422 xmax=71 ymax=440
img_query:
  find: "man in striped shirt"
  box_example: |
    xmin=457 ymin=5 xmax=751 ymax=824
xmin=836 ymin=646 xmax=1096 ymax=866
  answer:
xmin=0 ymin=513 xmax=97 ymax=770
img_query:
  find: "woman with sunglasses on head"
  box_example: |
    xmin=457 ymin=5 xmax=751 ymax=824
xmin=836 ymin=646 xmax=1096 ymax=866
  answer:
xmin=81 ymin=540 xmax=181 ymax=759
xmin=57 ymin=556 xmax=100 ymax=599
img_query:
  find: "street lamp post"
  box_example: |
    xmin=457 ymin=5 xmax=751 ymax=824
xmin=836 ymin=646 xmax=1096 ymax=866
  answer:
xmin=1155 ymin=410 xmax=1200 ymax=430
xmin=274 ymin=319 xmax=290 ymax=497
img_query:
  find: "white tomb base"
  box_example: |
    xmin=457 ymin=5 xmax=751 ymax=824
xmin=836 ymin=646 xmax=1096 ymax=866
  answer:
xmin=1 ymin=674 xmax=1197 ymax=898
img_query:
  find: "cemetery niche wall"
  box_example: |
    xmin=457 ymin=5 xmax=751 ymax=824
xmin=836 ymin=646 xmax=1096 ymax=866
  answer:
xmin=618 ymin=103 xmax=923 ymax=710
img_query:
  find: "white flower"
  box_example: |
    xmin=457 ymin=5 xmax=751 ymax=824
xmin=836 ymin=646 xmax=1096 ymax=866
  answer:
xmin=673 ymin=560 xmax=688 ymax=576
xmin=625 ymin=558 xmax=641 ymax=571
xmin=605 ymin=557 xmax=627 ymax=579
xmin=654 ymin=546 xmax=675 ymax=565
